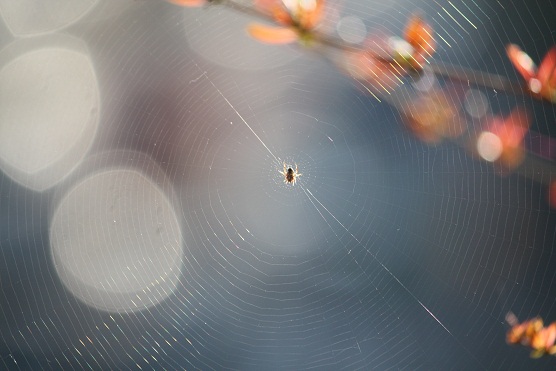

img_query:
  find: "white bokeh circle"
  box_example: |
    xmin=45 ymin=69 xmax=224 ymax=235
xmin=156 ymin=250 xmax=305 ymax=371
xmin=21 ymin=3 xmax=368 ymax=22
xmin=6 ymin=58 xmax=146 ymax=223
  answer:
xmin=0 ymin=36 xmax=100 ymax=191
xmin=50 ymin=151 xmax=184 ymax=313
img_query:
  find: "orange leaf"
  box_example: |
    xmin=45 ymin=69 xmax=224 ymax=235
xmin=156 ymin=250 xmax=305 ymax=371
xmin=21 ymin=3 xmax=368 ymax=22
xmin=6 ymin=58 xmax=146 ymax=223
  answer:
xmin=296 ymin=0 xmax=324 ymax=30
xmin=549 ymin=181 xmax=556 ymax=209
xmin=483 ymin=107 xmax=530 ymax=169
xmin=246 ymin=23 xmax=299 ymax=44
xmin=506 ymin=44 xmax=537 ymax=82
xmin=537 ymin=46 xmax=556 ymax=102
xmin=537 ymin=46 xmax=556 ymax=86
xmin=405 ymin=15 xmax=435 ymax=55
xmin=254 ymin=0 xmax=324 ymax=30
xmin=531 ymin=323 xmax=556 ymax=355
xmin=167 ymin=0 xmax=206 ymax=7
xmin=254 ymin=0 xmax=292 ymax=25
xmin=501 ymin=107 xmax=530 ymax=146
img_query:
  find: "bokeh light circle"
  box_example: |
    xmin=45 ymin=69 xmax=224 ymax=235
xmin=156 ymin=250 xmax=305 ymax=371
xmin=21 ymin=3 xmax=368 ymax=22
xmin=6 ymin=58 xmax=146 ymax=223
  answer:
xmin=0 ymin=36 xmax=99 ymax=191
xmin=50 ymin=151 xmax=183 ymax=313
xmin=0 ymin=0 xmax=98 ymax=37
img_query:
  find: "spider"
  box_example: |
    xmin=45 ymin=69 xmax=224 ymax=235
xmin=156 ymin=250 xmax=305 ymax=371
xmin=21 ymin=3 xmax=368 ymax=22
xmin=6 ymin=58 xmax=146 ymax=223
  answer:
xmin=280 ymin=163 xmax=302 ymax=185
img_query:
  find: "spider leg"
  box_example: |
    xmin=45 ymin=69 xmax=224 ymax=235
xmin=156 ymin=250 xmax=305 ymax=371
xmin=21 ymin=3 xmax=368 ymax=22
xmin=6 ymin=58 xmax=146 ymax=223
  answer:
xmin=280 ymin=162 xmax=287 ymax=176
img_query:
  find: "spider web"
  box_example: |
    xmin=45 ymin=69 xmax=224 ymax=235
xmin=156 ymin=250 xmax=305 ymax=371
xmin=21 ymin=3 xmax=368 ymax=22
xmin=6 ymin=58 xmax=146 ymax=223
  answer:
xmin=1 ymin=0 xmax=556 ymax=370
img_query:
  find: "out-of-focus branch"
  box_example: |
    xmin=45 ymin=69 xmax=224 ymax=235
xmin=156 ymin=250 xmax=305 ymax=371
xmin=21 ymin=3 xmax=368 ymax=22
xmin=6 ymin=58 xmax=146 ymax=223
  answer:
xmin=215 ymin=0 xmax=363 ymax=52
xmin=427 ymin=61 xmax=529 ymax=97
xmin=208 ymin=0 xmax=540 ymax=101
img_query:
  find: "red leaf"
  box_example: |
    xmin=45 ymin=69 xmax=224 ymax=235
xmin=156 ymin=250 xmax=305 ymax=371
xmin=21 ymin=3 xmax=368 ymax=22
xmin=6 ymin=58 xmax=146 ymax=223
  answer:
xmin=506 ymin=44 xmax=537 ymax=82
xmin=246 ymin=23 xmax=299 ymax=44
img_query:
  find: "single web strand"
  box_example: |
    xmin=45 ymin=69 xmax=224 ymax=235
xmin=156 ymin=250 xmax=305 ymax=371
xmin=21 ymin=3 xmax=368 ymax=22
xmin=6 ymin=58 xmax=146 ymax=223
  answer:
xmin=301 ymin=185 xmax=484 ymax=367
xmin=202 ymin=73 xmax=281 ymax=164
xmin=301 ymin=182 xmax=444 ymax=314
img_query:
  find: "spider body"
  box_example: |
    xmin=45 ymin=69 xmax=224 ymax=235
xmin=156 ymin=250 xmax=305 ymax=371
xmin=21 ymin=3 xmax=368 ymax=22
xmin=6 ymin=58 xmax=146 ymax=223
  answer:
xmin=280 ymin=163 xmax=302 ymax=185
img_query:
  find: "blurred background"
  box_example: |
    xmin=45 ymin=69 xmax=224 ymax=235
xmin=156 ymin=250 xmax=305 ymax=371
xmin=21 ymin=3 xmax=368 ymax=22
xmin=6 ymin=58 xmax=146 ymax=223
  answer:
xmin=1 ymin=0 xmax=555 ymax=369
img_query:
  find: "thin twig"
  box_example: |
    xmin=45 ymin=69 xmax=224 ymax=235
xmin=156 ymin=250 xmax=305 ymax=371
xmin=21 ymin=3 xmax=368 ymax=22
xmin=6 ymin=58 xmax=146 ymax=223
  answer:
xmin=214 ymin=0 xmax=276 ymax=22
xmin=428 ymin=61 xmax=530 ymax=97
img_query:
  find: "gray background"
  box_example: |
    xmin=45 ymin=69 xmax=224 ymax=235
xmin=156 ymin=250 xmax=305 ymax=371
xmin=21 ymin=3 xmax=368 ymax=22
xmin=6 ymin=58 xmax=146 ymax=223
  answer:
xmin=1 ymin=0 xmax=555 ymax=369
